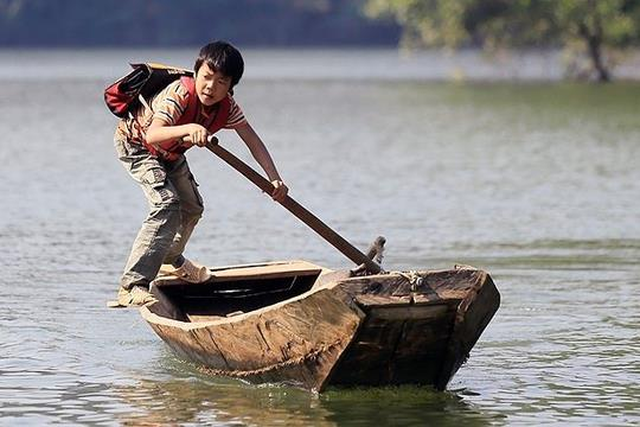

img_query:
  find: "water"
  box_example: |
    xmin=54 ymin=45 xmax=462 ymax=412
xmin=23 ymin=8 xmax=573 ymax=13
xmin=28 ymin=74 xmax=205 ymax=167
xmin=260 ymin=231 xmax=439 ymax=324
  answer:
xmin=1 ymin=49 xmax=639 ymax=426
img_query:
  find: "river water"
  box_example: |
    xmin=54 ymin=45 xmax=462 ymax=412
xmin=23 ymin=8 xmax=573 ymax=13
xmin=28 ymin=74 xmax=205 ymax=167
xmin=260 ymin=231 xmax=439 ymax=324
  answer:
xmin=1 ymin=49 xmax=639 ymax=426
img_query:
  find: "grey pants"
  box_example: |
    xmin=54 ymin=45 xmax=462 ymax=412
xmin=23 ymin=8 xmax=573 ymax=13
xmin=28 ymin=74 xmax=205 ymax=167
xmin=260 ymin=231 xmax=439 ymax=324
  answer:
xmin=115 ymin=137 xmax=204 ymax=290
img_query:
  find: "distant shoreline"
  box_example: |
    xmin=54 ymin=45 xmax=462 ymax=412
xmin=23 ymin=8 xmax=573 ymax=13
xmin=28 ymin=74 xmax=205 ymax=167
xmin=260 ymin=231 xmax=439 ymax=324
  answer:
xmin=1 ymin=48 xmax=639 ymax=82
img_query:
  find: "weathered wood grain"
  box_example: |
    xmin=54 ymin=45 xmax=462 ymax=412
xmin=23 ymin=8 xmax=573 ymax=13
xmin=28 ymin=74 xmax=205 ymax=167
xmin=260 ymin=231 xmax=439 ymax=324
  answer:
xmin=140 ymin=260 xmax=500 ymax=391
xmin=435 ymin=271 xmax=501 ymax=390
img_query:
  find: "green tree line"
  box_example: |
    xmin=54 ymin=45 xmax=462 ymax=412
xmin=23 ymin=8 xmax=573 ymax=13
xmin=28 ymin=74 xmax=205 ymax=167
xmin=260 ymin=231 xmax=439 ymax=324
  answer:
xmin=365 ymin=0 xmax=640 ymax=81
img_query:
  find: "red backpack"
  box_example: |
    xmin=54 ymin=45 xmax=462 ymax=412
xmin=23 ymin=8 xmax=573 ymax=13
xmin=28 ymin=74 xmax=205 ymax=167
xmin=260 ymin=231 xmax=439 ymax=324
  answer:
xmin=104 ymin=63 xmax=194 ymax=118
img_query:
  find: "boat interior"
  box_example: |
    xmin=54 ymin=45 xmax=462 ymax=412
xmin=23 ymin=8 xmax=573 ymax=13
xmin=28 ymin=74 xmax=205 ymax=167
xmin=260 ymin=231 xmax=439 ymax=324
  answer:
xmin=148 ymin=260 xmax=330 ymax=322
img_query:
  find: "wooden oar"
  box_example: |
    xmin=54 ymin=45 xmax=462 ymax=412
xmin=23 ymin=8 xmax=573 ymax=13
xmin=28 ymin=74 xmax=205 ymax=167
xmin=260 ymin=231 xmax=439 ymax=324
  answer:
xmin=205 ymin=136 xmax=382 ymax=274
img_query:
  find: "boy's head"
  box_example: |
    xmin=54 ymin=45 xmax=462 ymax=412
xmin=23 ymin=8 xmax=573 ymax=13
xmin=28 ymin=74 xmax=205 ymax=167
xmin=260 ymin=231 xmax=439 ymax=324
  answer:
xmin=194 ymin=41 xmax=244 ymax=88
xmin=194 ymin=41 xmax=244 ymax=106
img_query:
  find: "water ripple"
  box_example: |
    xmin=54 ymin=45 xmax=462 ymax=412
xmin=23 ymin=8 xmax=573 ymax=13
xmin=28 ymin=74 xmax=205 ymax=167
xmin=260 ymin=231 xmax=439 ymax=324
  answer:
xmin=1 ymin=60 xmax=640 ymax=425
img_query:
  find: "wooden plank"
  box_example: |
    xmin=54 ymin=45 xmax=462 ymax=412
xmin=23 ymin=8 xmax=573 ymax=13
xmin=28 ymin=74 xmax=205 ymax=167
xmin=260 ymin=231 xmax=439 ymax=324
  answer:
xmin=142 ymin=286 xmax=365 ymax=391
xmin=206 ymin=260 xmax=322 ymax=272
xmin=212 ymin=262 xmax=322 ymax=281
xmin=386 ymin=315 xmax=455 ymax=384
xmin=328 ymin=317 xmax=404 ymax=386
xmin=154 ymin=260 xmax=324 ymax=287
xmin=338 ymin=275 xmax=412 ymax=298
xmin=353 ymin=294 xmax=412 ymax=307
xmin=205 ymin=289 xmax=359 ymax=370
xmin=186 ymin=313 xmax=225 ymax=322
xmin=369 ymin=304 xmax=450 ymax=321
xmin=327 ymin=307 xmax=456 ymax=387
xmin=422 ymin=269 xmax=484 ymax=298
xmin=436 ymin=272 xmax=500 ymax=390
xmin=149 ymin=323 xmax=229 ymax=368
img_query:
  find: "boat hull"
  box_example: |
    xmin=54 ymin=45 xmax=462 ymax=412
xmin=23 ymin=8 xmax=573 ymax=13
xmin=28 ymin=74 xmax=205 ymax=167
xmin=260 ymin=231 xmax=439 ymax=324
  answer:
xmin=140 ymin=262 xmax=499 ymax=391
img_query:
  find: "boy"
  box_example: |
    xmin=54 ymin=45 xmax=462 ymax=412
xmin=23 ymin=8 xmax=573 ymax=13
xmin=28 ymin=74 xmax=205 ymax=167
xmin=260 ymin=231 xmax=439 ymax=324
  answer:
xmin=113 ymin=41 xmax=288 ymax=307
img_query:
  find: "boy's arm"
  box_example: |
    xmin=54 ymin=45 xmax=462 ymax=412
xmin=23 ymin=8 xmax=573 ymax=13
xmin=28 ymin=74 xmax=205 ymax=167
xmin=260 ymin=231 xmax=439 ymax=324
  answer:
xmin=146 ymin=119 xmax=209 ymax=147
xmin=234 ymin=122 xmax=288 ymax=202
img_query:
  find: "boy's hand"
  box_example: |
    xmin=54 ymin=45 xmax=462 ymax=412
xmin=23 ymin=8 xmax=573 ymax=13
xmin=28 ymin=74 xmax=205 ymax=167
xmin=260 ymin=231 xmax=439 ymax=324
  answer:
xmin=186 ymin=124 xmax=209 ymax=147
xmin=271 ymin=180 xmax=288 ymax=202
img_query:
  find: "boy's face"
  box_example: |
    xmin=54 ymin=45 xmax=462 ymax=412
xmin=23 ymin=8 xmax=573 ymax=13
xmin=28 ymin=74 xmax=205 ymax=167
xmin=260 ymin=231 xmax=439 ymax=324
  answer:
xmin=195 ymin=63 xmax=232 ymax=106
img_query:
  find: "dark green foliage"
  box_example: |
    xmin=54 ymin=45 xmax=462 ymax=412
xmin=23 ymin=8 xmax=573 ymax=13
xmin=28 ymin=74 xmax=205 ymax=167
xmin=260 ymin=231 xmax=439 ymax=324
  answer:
xmin=364 ymin=0 xmax=640 ymax=81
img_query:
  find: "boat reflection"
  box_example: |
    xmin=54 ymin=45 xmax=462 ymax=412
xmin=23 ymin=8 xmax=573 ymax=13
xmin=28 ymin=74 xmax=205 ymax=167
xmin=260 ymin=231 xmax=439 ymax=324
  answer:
xmin=111 ymin=355 xmax=502 ymax=426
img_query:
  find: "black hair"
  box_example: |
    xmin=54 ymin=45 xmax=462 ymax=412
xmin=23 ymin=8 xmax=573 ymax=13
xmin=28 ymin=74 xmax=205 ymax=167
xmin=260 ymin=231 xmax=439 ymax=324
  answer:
xmin=194 ymin=41 xmax=244 ymax=87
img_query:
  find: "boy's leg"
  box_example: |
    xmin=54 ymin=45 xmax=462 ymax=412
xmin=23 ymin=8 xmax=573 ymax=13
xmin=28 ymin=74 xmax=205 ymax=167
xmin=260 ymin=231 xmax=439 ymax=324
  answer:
xmin=115 ymin=138 xmax=182 ymax=290
xmin=162 ymin=156 xmax=205 ymax=266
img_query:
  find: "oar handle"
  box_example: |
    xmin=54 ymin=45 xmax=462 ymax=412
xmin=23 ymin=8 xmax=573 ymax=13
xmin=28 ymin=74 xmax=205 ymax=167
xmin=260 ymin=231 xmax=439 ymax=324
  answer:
xmin=205 ymin=136 xmax=382 ymax=274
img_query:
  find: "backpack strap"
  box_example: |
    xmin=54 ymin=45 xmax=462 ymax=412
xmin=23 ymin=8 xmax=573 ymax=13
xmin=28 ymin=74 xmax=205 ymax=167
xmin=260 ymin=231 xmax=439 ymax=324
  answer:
xmin=179 ymin=76 xmax=199 ymax=125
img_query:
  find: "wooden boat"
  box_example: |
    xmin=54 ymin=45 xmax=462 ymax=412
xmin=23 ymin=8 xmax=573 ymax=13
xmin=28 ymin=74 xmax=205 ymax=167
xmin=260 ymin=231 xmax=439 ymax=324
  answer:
xmin=140 ymin=260 xmax=500 ymax=392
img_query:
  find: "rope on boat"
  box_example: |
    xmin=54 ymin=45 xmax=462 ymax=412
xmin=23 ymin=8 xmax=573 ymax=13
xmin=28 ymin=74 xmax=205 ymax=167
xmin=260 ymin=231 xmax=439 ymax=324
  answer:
xmin=395 ymin=270 xmax=424 ymax=291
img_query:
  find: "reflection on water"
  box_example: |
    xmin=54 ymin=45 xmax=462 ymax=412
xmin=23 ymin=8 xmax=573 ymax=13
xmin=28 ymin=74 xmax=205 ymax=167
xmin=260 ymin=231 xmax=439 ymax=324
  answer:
xmin=113 ymin=374 xmax=334 ymax=426
xmin=1 ymin=49 xmax=639 ymax=425
xmin=320 ymin=387 xmax=503 ymax=427
xmin=112 ymin=354 xmax=502 ymax=426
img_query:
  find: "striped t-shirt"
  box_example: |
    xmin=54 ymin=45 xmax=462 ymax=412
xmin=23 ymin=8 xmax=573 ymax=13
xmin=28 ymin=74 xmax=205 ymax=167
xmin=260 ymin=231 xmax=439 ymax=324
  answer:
xmin=116 ymin=79 xmax=247 ymax=143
